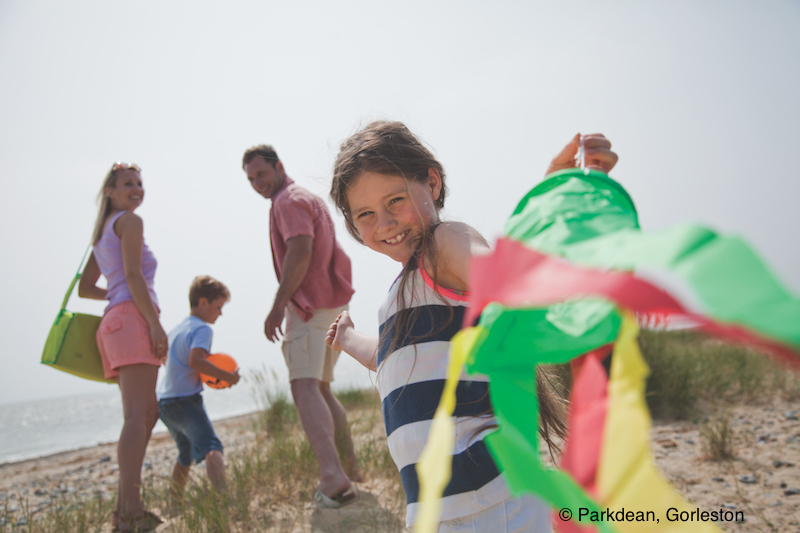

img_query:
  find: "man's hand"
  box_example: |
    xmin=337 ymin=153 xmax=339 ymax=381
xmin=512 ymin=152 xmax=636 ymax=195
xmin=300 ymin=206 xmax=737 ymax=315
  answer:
xmin=546 ymin=133 xmax=619 ymax=176
xmin=264 ymin=305 xmax=285 ymax=342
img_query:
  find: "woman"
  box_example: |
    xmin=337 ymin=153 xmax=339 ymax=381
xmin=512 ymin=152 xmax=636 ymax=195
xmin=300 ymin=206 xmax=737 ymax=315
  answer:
xmin=79 ymin=162 xmax=166 ymax=532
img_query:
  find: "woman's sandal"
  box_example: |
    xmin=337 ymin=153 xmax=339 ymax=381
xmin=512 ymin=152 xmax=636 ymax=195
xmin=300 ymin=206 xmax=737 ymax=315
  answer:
xmin=115 ymin=510 xmax=164 ymax=532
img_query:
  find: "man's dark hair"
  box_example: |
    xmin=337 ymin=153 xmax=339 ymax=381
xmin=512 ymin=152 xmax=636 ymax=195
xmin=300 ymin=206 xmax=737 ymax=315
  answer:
xmin=242 ymin=144 xmax=279 ymax=169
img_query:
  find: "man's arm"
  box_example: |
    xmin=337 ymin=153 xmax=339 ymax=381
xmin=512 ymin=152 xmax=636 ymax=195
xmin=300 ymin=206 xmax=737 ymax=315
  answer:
xmin=264 ymin=234 xmax=313 ymax=342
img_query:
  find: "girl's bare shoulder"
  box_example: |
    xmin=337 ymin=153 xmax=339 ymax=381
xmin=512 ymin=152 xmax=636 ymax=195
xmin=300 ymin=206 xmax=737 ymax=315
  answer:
xmin=434 ymin=221 xmax=490 ymax=251
xmin=430 ymin=222 xmax=490 ymax=291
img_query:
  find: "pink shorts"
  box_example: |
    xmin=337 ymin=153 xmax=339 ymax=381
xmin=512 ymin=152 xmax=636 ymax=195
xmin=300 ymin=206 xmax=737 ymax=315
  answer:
xmin=96 ymin=301 xmax=161 ymax=379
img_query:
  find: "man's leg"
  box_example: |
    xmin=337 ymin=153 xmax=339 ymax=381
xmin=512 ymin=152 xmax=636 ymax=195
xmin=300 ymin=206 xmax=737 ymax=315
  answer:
xmin=290 ymin=378 xmax=351 ymax=497
xmin=319 ymin=382 xmax=363 ymax=482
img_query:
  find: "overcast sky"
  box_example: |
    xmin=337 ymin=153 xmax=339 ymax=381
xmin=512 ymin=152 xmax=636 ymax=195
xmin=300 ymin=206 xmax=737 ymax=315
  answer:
xmin=1 ymin=0 xmax=798 ymax=405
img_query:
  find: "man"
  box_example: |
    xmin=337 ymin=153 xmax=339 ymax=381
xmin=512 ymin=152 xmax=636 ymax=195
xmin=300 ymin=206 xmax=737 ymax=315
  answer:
xmin=242 ymin=145 xmax=361 ymax=508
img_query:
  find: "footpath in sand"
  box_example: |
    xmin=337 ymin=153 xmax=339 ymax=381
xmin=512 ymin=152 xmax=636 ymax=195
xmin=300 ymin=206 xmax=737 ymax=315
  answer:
xmin=2 ymin=400 xmax=800 ymax=532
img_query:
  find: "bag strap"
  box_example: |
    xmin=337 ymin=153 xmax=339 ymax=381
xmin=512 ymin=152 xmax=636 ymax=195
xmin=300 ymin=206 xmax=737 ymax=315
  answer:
xmin=56 ymin=244 xmax=93 ymax=322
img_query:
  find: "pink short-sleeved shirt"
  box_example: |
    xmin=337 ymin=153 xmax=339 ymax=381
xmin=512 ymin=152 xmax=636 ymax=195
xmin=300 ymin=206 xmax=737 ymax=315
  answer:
xmin=270 ymin=177 xmax=354 ymax=320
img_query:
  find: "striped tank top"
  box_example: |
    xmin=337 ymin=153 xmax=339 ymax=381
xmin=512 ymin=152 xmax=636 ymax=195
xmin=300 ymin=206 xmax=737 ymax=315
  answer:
xmin=377 ymin=266 xmax=510 ymax=527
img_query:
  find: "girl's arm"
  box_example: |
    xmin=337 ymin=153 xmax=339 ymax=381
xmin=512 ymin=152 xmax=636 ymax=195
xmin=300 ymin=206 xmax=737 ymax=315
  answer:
xmin=189 ymin=348 xmax=241 ymax=385
xmin=117 ymin=212 xmax=169 ymax=360
xmin=431 ymin=221 xmax=491 ymax=293
xmin=78 ymin=252 xmax=108 ymax=300
xmin=326 ymin=311 xmax=379 ymax=371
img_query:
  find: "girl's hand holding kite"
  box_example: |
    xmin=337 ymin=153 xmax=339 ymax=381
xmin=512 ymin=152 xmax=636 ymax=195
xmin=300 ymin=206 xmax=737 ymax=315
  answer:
xmin=546 ymin=133 xmax=618 ymax=175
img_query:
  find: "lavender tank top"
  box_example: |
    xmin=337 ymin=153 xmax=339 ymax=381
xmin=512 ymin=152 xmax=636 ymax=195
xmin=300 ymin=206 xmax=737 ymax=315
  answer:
xmin=93 ymin=211 xmax=159 ymax=312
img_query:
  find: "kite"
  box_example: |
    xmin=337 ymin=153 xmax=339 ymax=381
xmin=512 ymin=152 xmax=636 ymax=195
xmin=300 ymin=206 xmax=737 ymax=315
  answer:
xmin=415 ymin=168 xmax=800 ymax=533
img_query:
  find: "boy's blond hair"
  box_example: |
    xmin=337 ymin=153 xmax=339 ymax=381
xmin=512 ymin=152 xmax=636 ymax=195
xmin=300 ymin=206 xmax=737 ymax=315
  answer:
xmin=189 ymin=276 xmax=230 ymax=308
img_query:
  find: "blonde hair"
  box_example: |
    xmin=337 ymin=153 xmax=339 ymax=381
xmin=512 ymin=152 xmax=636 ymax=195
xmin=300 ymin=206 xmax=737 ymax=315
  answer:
xmin=91 ymin=163 xmax=141 ymax=245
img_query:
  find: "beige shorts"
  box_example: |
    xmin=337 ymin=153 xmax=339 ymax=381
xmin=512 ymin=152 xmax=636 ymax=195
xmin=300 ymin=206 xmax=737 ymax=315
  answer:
xmin=282 ymin=305 xmax=346 ymax=382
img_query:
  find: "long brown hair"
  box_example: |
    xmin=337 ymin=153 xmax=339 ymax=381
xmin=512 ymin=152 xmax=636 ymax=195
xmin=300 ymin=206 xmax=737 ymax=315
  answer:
xmin=331 ymin=121 xmax=566 ymax=450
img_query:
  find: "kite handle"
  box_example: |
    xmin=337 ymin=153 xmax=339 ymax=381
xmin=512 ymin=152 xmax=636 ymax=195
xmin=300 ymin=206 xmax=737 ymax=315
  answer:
xmin=576 ymin=135 xmax=590 ymax=175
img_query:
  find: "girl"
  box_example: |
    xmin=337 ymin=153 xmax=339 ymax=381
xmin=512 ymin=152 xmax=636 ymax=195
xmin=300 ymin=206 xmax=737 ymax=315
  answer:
xmin=326 ymin=122 xmax=617 ymax=531
xmin=79 ymin=162 xmax=167 ymax=532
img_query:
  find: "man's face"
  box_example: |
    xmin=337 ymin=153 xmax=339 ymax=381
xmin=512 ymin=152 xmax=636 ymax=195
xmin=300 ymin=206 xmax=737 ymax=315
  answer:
xmin=245 ymin=156 xmax=286 ymax=199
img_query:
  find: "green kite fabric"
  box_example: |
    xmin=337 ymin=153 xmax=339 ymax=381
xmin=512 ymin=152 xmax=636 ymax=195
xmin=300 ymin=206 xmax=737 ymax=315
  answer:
xmin=414 ymin=168 xmax=799 ymax=533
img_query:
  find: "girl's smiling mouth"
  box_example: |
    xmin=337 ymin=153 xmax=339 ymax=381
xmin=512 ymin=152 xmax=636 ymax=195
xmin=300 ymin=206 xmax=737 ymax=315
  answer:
xmin=384 ymin=230 xmax=409 ymax=244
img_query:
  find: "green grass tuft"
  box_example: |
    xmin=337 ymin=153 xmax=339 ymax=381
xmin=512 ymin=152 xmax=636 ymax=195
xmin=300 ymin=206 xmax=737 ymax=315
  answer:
xmin=699 ymin=412 xmax=737 ymax=461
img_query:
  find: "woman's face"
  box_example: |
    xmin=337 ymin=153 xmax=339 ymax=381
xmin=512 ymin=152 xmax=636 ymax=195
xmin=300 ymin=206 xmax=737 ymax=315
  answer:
xmin=106 ymin=169 xmax=144 ymax=212
xmin=346 ymin=169 xmax=442 ymax=265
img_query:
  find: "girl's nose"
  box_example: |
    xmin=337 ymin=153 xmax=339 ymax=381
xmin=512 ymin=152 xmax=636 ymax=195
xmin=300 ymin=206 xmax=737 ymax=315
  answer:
xmin=376 ymin=208 xmax=396 ymax=232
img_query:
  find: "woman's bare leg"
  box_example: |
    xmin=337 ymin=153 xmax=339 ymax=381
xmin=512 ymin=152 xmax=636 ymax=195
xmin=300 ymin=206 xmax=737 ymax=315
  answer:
xmin=117 ymin=364 xmax=160 ymax=518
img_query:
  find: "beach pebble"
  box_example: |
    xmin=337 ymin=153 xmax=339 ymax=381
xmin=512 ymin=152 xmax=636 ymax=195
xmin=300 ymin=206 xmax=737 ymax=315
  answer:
xmin=785 ymin=411 xmax=798 ymax=421
xmin=722 ymin=503 xmax=737 ymax=509
xmin=769 ymin=500 xmax=783 ymax=507
xmin=738 ymin=474 xmax=758 ymax=484
xmin=99 ymin=455 xmax=111 ymax=463
xmin=712 ymin=477 xmax=724 ymax=482
xmin=783 ymin=488 xmax=800 ymax=496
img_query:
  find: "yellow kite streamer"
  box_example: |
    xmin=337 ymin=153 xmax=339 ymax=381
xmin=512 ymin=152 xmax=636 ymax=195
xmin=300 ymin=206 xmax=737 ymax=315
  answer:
xmin=414 ymin=326 xmax=485 ymax=533
xmin=596 ymin=314 xmax=720 ymax=532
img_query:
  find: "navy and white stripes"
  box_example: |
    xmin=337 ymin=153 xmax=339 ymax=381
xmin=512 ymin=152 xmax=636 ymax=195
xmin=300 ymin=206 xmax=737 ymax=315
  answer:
xmin=376 ymin=268 xmax=510 ymax=527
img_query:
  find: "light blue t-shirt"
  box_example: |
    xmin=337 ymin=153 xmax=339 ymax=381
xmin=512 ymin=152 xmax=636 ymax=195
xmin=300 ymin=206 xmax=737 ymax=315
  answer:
xmin=156 ymin=316 xmax=213 ymax=400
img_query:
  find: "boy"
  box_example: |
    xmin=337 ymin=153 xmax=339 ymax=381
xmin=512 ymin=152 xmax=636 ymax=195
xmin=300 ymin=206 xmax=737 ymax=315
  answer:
xmin=157 ymin=275 xmax=240 ymax=496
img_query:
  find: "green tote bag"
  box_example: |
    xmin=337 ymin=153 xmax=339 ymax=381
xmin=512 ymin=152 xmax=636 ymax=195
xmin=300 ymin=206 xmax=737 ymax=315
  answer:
xmin=41 ymin=247 xmax=115 ymax=384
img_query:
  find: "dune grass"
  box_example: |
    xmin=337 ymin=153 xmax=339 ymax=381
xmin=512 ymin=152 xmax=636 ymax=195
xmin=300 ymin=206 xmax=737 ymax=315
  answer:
xmin=638 ymin=329 xmax=800 ymax=420
xmin=1 ymin=372 xmax=401 ymax=533
xmin=4 ymin=330 xmax=798 ymax=532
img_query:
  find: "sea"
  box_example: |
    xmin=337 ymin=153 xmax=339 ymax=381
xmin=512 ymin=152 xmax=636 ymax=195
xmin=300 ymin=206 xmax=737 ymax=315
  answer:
xmin=0 ymin=386 xmax=260 ymax=465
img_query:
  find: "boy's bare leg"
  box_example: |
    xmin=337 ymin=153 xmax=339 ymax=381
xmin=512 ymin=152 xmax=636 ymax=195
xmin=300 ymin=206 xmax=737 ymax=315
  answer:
xmin=291 ymin=378 xmax=351 ymax=497
xmin=205 ymin=450 xmax=228 ymax=493
xmin=319 ymin=382 xmax=363 ymax=482
xmin=171 ymin=462 xmax=190 ymax=498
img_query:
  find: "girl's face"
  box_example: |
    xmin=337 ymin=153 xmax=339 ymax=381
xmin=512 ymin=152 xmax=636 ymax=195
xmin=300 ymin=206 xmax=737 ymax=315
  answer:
xmin=105 ymin=169 xmax=144 ymax=212
xmin=347 ymin=169 xmax=442 ymax=265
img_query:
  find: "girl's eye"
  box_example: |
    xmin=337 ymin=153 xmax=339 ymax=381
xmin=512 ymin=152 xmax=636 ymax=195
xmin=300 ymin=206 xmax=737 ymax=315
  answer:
xmin=356 ymin=211 xmax=373 ymax=219
xmin=389 ymin=197 xmax=403 ymax=205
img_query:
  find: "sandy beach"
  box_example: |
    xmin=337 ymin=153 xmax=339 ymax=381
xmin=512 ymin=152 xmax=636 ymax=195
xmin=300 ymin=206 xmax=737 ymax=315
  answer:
xmin=2 ymin=398 xmax=800 ymax=532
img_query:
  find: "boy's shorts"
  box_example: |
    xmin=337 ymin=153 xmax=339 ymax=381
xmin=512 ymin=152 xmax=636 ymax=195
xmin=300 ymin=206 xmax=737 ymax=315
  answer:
xmin=96 ymin=301 xmax=162 ymax=379
xmin=282 ymin=305 xmax=346 ymax=383
xmin=158 ymin=393 xmax=223 ymax=466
